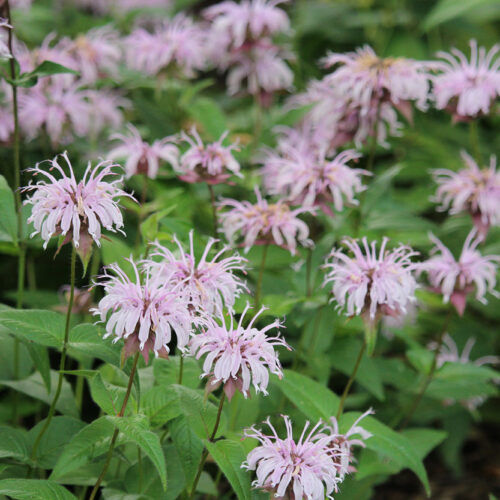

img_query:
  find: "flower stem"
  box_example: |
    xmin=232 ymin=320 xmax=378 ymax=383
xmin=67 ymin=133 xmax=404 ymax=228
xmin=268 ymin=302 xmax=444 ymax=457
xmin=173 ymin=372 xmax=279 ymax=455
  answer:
xmin=469 ymin=120 xmax=482 ymax=165
xmin=178 ymin=355 xmax=184 ymax=385
xmin=134 ymin=176 xmax=148 ymax=251
xmin=366 ymin=99 xmax=382 ymax=172
xmin=89 ymin=351 xmax=140 ymax=500
xmin=189 ymin=392 xmax=226 ymax=499
xmin=397 ymin=311 xmax=452 ymax=430
xmin=254 ymin=244 xmax=269 ymax=310
xmin=29 ymin=245 xmax=77 ymax=468
xmin=207 ymin=183 xmax=218 ymax=244
xmin=305 ymin=247 xmax=313 ymax=297
xmin=336 ymin=339 xmax=366 ymax=419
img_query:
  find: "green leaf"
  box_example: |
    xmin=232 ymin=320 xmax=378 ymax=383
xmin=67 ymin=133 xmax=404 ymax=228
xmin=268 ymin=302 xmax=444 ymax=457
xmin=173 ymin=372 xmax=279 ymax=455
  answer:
xmin=0 ymin=425 xmax=29 ymax=462
xmin=14 ymin=60 xmax=79 ymax=87
xmin=153 ymin=356 xmax=201 ymax=389
xmin=24 ymin=342 xmax=51 ymax=392
xmin=106 ymin=415 xmax=167 ymax=490
xmin=341 ymin=413 xmax=431 ymax=496
xmin=0 ymin=479 xmax=77 ymax=499
xmin=69 ymin=323 xmax=120 ymax=365
xmin=188 ymin=97 xmax=227 ymax=139
xmin=205 ymin=440 xmax=252 ymax=500
xmin=0 ymin=175 xmax=17 ymax=245
xmin=275 ymin=370 xmax=340 ymax=421
xmin=0 ymin=309 xmax=64 ymax=348
xmin=28 ymin=416 xmax=86 ymax=469
xmin=142 ymin=386 xmax=182 ymax=427
xmin=1 ymin=371 xmax=78 ymax=417
xmin=89 ymin=373 xmax=126 ymax=415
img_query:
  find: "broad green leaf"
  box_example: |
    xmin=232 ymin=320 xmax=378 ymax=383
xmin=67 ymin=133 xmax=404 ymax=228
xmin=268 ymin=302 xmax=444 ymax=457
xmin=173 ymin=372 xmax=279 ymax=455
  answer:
xmin=205 ymin=439 xmax=252 ymax=500
xmin=406 ymin=347 xmax=434 ymax=375
xmin=0 ymin=309 xmax=64 ymax=348
xmin=0 ymin=479 xmax=77 ymax=500
xmin=0 ymin=175 xmax=17 ymax=245
xmin=14 ymin=61 xmax=79 ymax=87
xmin=153 ymin=356 xmax=201 ymax=389
xmin=340 ymin=413 xmax=431 ymax=496
xmin=107 ymin=415 xmax=167 ymax=490
xmin=28 ymin=416 xmax=85 ymax=469
xmin=170 ymin=416 xmax=203 ymax=489
xmin=1 ymin=371 xmax=78 ymax=417
xmin=24 ymin=342 xmax=51 ymax=392
xmin=0 ymin=425 xmax=29 ymax=462
xmin=276 ymin=370 xmax=340 ymax=421
xmin=90 ymin=373 xmax=126 ymax=415
xmin=69 ymin=324 xmax=121 ymax=366
xmin=0 ymin=328 xmax=33 ymax=381
xmin=188 ymin=97 xmax=227 ymax=139
xmin=142 ymin=386 xmax=182 ymax=427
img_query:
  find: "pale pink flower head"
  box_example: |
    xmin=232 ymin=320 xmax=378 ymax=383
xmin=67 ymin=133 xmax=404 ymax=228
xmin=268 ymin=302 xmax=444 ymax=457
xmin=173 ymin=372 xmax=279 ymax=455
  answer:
xmin=176 ymin=127 xmax=241 ymax=184
xmin=262 ymin=128 xmax=370 ymax=215
xmin=429 ymin=334 xmax=499 ymax=411
xmin=92 ymin=259 xmax=195 ymax=364
xmin=219 ymin=187 xmax=314 ymax=255
xmin=148 ymin=230 xmax=248 ymax=314
xmin=0 ymin=19 xmax=12 ymax=60
xmin=22 ymin=152 xmax=133 ymax=258
xmin=190 ymin=303 xmax=289 ymax=400
xmin=432 ymin=40 xmax=500 ymax=120
xmin=0 ymin=102 xmax=13 ymax=143
xmin=204 ymin=0 xmax=290 ymax=51
xmin=77 ymin=0 xmax=170 ymax=15
xmin=323 ymin=237 xmax=419 ymax=352
xmin=432 ymin=151 xmax=500 ymax=239
xmin=109 ymin=124 xmax=178 ymax=179
xmin=124 ymin=15 xmax=207 ymax=77
xmin=61 ymin=25 xmax=122 ymax=84
xmin=243 ymin=416 xmax=341 ymax=500
xmin=86 ymin=90 xmax=130 ymax=137
xmin=423 ymin=231 xmax=499 ymax=316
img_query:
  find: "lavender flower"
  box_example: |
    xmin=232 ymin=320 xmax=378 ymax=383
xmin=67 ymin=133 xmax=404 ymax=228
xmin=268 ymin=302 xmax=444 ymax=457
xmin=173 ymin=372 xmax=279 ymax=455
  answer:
xmin=176 ymin=127 xmax=241 ymax=184
xmin=323 ymin=237 xmax=419 ymax=352
xmin=219 ymin=187 xmax=314 ymax=255
xmin=92 ymin=259 xmax=195 ymax=363
xmin=22 ymin=152 xmax=133 ymax=256
xmin=190 ymin=303 xmax=289 ymax=400
xmin=262 ymin=128 xmax=369 ymax=214
xmin=109 ymin=124 xmax=178 ymax=179
xmin=243 ymin=416 xmax=342 ymax=500
xmin=148 ymin=230 xmax=248 ymax=314
xmin=430 ymin=334 xmax=499 ymax=411
xmin=124 ymin=15 xmax=207 ymax=77
xmin=86 ymin=90 xmax=130 ymax=136
xmin=432 ymin=151 xmax=500 ymax=239
xmin=0 ymin=103 xmax=13 ymax=142
xmin=423 ymin=231 xmax=499 ymax=315
xmin=432 ymin=40 xmax=500 ymax=120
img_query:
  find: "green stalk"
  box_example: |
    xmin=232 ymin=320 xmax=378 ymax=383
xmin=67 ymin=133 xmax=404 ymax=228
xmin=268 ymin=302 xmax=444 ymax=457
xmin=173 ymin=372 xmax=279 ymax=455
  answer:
xmin=30 ymin=245 xmax=77 ymax=467
xmin=207 ymin=183 xmax=218 ymax=245
xmin=88 ymin=352 xmax=141 ymax=500
xmin=178 ymin=355 xmax=184 ymax=385
xmin=366 ymin=99 xmax=382 ymax=172
xmin=469 ymin=120 xmax=482 ymax=165
xmin=254 ymin=244 xmax=269 ymax=310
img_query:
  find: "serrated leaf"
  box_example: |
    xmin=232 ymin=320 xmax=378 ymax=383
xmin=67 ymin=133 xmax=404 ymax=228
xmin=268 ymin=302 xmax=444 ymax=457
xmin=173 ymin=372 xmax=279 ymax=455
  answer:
xmin=142 ymin=386 xmax=182 ymax=427
xmin=153 ymin=356 xmax=201 ymax=389
xmin=69 ymin=323 xmax=120 ymax=365
xmin=205 ymin=439 xmax=252 ymax=500
xmin=90 ymin=373 xmax=126 ymax=415
xmin=0 ymin=479 xmax=77 ymax=500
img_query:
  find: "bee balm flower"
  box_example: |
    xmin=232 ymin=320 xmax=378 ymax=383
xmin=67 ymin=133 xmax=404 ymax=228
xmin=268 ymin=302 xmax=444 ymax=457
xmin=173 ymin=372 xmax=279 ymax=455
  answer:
xmin=243 ymin=416 xmax=342 ymax=500
xmin=22 ymin=152 xmax=133 ymax=257
xmin=432 ymin=151 xmax=500 ymax=239
xmin=92 ymin=259 xmax=196 ymax=363
xmin=323 ymin=237 xmax=419 ymax=353
xmin=190 ymin=303 xmax=289 ymax=400
xmin=423 ymin=231 xmax=499 ymax=315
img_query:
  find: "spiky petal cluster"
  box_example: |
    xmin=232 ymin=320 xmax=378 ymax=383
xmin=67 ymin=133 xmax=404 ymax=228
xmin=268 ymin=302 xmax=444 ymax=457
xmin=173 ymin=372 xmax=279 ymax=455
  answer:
xmin=22 ymin=152 xmax=132 ymax=253
xmin=430 ymin=334 xmax=499 ymax=411
xmin=147 ymin=230 xmax=248 ymax=314
xmin=262 ymin=128 xmax=369 ymax=214
xmin=124 ymin=15 xmax=207 ymax=77
xmin=432 ymin=40 xmax=500 ymax=120
xmin=243 ymin=416 xmax=342 ymax=500
xmin=0 ymin=19 xmax=12 ymax=60
xmin=323 ymin=238 xmax=419 ymax=327
xmin=190 ymin=304 xmax=289 ymax=400
xmin=423 ymin=232 xmax=499 ymax=316
xmin=176 ymin=127 xmax=241 ymax=184
xmin=219 ymin=188 xmax=314 ymax=255
xmin=108 ymin=124 xmax=178 ymax=179
xmin=77 ymin=0 xmax=170 ymax=15
xmin=432 ymin=151 xmax=500 ymax=238
xmin=92 ymin=259 xmax=195 ymax=363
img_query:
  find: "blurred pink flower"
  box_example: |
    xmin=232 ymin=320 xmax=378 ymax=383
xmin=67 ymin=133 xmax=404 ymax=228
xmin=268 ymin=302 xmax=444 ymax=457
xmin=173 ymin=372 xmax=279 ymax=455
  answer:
xmin=10 ymin=0 xmax=32 ymax=9
xmin=77 ymin=0 xmax=169 ymax=15
xmin=430 ymin=334 xmax=499 ymax=411
xmin=124 ymin=15 xmax=207 ymax=77
xmin=92 ymin=259 xmax=195 ymax=363
xmin=243 ymin=416 xmax=341 ymax=500
xmin=432 ymin=151 xmax=500 ymax=239
xmin=109 ymin=124 xmax=178 ymax=179
xmin=262 ymin=128 xmax=369 ymax=214
xmin=148 ymin=230 xmax=248 ymax=314
xmin=190 ymin=303 xmax=289 ymax=400
xmin=0 ymin=103 xmax=13 ymax=142
xmin=219 ymin=187 xmax=314 ymax=255
xmin=323 ymin=237 xmax=419 ymax=329
xmin=423 ymin=231 xmax=499 ymax=315
xmin=176 ymin=127 xmax=241 ymax=184
xmin=432 ymin=40 xmax=500 ymax=120
xmin=86 ymin=90 xmax=130 ymax=136
xmin=22 ymin=152 xmax=133 ymax=255
xmin=0 ymin=19 xmax=12 ymax=60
